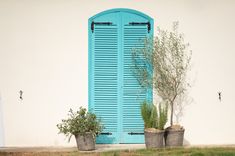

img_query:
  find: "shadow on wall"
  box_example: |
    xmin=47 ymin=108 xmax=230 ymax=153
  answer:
xmin=183 ymin=138 xmax=191 ymax=146
xmin=0 ymin=94 xmax=5 ymax=147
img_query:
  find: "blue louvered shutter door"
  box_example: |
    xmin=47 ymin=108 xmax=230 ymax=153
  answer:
xmin=89 ymin=13 xmax=120 ymax=143
xmin=89 ymin=9 xmax=153 ymax=144
xmin=120 ymin=12 xmax=153 ymax=143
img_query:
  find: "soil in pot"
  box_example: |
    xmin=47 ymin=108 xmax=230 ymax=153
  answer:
xmin=145 ymin=128 xmax=165 ymax=148
xmin=164 ymin=125 xmax=185 ymax=147
xmin=75 ymin=132 xmax=95 ymax=151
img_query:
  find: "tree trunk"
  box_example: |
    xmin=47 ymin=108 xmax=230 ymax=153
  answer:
xmin=170 ymin=102 xmax=173 ymax=126
xmin=170 ymin=95 xmax=177 ymax=127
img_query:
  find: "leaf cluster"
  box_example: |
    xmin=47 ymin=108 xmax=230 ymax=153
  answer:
xmin=57 ymin=107 xmax=103 ymax=142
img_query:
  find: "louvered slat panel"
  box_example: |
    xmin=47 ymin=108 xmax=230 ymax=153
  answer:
xmin=122 ymin=25 xmax=148 ymax=133
xmin=89 ymin=9 xmax=153 ymax=144
xmin=93 ymin=25 xmax=118 ymax=133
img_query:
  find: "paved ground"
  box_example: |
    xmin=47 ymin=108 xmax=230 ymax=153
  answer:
xmin=0 ymin=144 xmax=145 ymax=153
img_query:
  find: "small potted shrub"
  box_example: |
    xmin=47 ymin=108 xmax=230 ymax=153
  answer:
xmin=57 ymin=107 xmax=103 ymax=151
xmin=141 ymin=101 xmax=168 ymax=148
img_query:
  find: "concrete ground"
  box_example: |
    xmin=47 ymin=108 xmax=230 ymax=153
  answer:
xmin=0 ymin=144 xmax=145 ymax=153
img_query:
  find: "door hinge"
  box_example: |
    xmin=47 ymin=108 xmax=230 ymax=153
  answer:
xmin=100 ymin=132 xmax=112 ymax=135
xmin=129 ymin=22 xmax=151 ymax=33
xmin=91 ymin=21 xmax=113 ymax=33
xmin=128 ymin=132 xmax=144 ymax=135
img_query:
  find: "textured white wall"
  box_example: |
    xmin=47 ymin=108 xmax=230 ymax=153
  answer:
xmin=0 ymin=94 xmax=4 ymax=146
xmin=0 ymin=0 xmax=235 ymax=146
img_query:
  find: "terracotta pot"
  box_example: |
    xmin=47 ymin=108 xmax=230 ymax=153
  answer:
xmin=75 ymin=132 xmax=95 ymax=151
xmin=164 ymin=127 xmax=184 ymax=147
xmin=144 ymin=128 xmax=165 ymax=148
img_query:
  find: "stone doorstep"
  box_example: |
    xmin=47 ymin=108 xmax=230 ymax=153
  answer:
xmin=95 ymin=144 xmax=145 ymax=152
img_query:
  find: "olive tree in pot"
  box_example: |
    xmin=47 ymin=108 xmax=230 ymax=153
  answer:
xmin=57 ymin=107 xmax=103 ymax=151
xmin=141 ymin=101 xmax=168 ymax=148
xmin=132 ymin=22 xmax=192 ymax=147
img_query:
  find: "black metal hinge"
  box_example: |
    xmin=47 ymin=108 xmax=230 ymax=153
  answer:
xmin=100 ymin=132 xmax=112 ymax=135
xmin=129 ymin=22 xmax=151 ymax=33
xmin=128 ymin=132 xmax=144 ymax=135
xmin=91 ymin=21 xmax=113 ymax=33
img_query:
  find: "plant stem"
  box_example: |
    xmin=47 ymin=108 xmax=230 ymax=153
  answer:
xmin=170 ymin=102 xmax=173 ymax=126
xmin=170 ymin=94 xmax=177 ymax=126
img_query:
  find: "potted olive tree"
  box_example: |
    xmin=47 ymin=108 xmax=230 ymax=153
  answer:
xmin=132 ymin=22 xmax=192 ymax=147
xmin=57 ymin=107 xmax=103 ymax=151
xmin=141 ymin=101 xmax=167 ymax=148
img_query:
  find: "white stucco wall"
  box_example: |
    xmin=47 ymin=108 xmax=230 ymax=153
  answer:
xmin=0 ymin=0 xmax=235 ymax=146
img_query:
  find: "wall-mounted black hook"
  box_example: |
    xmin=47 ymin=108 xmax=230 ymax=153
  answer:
xmin=218 ymin=91 xmax=222 ymax=102
xmin=19 ymin=90 xmax=23 ymax=100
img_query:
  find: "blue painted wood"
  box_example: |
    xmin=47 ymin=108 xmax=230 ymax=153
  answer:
xmin=88 ymin=8 xmax=153 ymax=144
xmin=120 ymin=11 xmax=153 ymax=143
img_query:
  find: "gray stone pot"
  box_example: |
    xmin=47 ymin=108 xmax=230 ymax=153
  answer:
xmin=165 ymin=128 xmax=185 ymax=147
xmin=75 ymin=132 xmax=95 ymax=151
xmin=144 ymin=129 xmax=165 ymax=148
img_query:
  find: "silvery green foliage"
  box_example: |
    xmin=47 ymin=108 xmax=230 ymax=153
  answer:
xmin=132 ymin=22 xmax=192 ymax=126
xmin=57 ymin=107 xmax=103 ymax=142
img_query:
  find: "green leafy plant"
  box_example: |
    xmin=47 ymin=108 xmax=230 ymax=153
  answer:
xmin=57 ymin=107 xmax=103 ymax=141
xmin=141 ymin=101 xmax=155 ymax=128
xmin=133 ymin=22 xmax=192 ymax=127
xmin=141 ymin=101 xmax=168 ymax=130
xmin=157 ymin=102 xmax=168 ymax=130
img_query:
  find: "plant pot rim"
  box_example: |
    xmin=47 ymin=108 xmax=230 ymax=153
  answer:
xmin=74 ymin=132 xmax=93 ymax=136
xmin=166 ymin=127 xmax=185 ymax=132
xmin=145 ymin=128 xmax=165 ymax=133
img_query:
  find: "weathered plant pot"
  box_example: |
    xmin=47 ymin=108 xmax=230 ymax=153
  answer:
xmin=75 ymin=132 xmax=95 ymax=151
xmin=144 ymin=128 xmax=165 ymax=148
xmin=164 ymin=127 xmax=185 ymax=147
